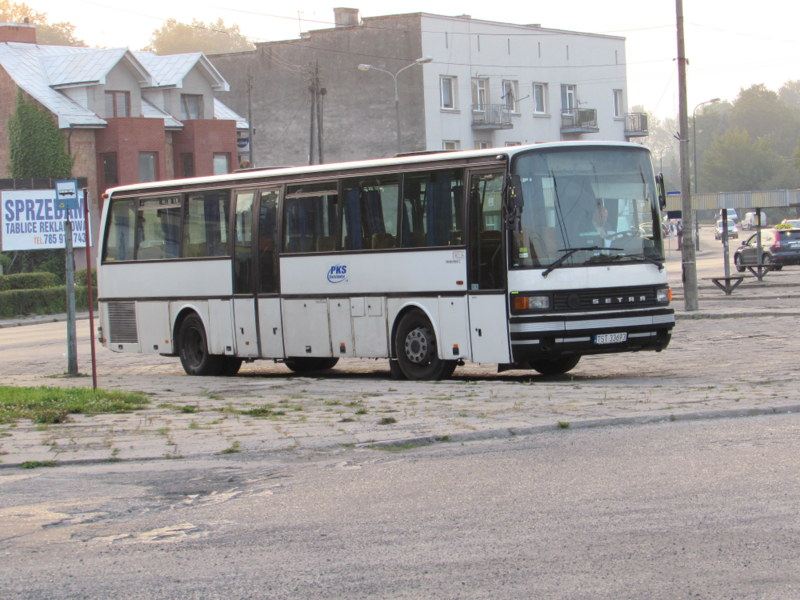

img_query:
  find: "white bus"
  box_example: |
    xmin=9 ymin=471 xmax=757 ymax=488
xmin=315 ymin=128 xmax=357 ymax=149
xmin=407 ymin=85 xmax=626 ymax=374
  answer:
xmin=97 ymin=142 xmax=674 ymax=380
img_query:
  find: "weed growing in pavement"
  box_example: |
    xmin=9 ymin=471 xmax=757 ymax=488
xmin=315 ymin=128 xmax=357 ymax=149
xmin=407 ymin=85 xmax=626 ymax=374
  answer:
xmin=378 ymin=416 xmax=397 ymax=425
xmin=218 ymin=440 xmax=242 ymax=454
xmin=558 ymin=421 xmax=571 ymax=429
xmin=20 ymin=460 xmax=57 ymax=469
xmin=0 ymin=386 xmax=149 ymax=425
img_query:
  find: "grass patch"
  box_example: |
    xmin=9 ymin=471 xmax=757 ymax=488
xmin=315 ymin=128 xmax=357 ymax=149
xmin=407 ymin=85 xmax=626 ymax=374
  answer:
xmin=218 ymin=441 xmax=242 ymax=454
xmin=0 ymin=386 xmax=149 ymax=425
xmin=20 ymin=460 xmax=57 ymax=469
xmin=378 ymin=416 xmax=397 ymax=425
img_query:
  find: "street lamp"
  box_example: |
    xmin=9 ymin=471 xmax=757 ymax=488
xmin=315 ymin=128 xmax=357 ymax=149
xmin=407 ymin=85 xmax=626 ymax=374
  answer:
xmin=692 ymin=97 xmax=720 ymax=193
xmin=357 ymin=57 xmax=433 ymax=154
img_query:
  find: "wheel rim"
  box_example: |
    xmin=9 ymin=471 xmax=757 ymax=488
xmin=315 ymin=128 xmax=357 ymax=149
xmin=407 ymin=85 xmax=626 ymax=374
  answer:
xmin=185 ymin=327 xmax=205 ymax=366
xmin=404 ymin=327 xmax=432 ymax=364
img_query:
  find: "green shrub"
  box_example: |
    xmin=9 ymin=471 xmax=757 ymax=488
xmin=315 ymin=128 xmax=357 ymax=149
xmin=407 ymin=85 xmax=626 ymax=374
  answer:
xmin=0 ymin=286 xmax=97 ymax=318
xmin=75 ymin=268 xmax=97 ymax=287
xmin=0 ymin=271 xmax=58 ymax=291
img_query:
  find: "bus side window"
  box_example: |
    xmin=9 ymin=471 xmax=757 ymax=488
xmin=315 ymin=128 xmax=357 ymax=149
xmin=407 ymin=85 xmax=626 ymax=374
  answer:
xmin=402 ymin=169 xmax=464 ymax=248
xmin=342 ymin=176 xmax=399 ymax=250
xmin=135 ymin=197 xmax=180 ymax=260
xmin=183 ymin=191 xmax=230 ymax=258
xmin=103 ymin=198 xmax=135 ymax=261
xmin=284 ymin=183 xmax=338 ymax=253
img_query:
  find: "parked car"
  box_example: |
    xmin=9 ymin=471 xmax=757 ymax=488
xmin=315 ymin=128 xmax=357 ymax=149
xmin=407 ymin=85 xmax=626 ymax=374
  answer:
xmin=714 ymin=219 xmax=738 ymax=240
xmin=718 ymin=208 xmax=739 ymax=224
xmin=734 ymin=228 xmax=800 ymax=272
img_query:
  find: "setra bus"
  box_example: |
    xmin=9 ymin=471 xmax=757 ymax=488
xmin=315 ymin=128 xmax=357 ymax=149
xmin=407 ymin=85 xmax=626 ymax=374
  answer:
xmin=97 ymin=142 xmax=674 ymax=380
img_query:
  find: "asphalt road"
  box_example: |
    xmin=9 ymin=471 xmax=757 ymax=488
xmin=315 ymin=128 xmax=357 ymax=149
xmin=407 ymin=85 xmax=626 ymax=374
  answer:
xmin=1 ymin=415 xmax=798 ymax=599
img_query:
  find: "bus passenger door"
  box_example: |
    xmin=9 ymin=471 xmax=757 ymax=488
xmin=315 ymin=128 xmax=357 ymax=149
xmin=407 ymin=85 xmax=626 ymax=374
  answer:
xmin=256 ymin=188 xmax=285 ymax=358
xmin=467 ymin=170 xmax=511 ymax=364
xmin=232 ymin=190 xmax=260 ymax=357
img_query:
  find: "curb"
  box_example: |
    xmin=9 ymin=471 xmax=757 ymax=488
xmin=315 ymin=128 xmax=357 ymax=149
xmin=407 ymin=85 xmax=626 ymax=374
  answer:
xmin=5 ymin=404 xmax=799 ymax=469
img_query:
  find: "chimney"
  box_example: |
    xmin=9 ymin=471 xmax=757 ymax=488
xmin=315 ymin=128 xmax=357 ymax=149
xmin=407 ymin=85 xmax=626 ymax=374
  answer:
xmin=333 ymin=8 xmax=360 ymax=28
xmin=0 ymin=22 xmax=37 ymax=44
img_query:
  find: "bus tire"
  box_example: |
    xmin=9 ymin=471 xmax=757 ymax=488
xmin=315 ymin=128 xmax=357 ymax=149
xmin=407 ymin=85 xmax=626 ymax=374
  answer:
xmin=528 ymin=354 xmax=581 ymax=376
xmin=178 ymin=314 xmax=224 ymax=376
xmin=394 ymin=311 xmax=457 ymax=381
xmin=284 ymin=357 xmax=339 ymax=373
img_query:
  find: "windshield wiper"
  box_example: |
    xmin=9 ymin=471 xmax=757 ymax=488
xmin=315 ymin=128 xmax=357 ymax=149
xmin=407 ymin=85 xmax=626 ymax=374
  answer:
xmin=542 ymin=246 xmax=620 ymax=278
xmin=586 ymin=252 xmax=664 ymax=270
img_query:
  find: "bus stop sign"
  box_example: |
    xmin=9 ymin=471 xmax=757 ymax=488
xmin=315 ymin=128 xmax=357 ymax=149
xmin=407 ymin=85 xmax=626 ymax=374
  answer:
xmin=54 ymin=179 xmax=79 ymax=211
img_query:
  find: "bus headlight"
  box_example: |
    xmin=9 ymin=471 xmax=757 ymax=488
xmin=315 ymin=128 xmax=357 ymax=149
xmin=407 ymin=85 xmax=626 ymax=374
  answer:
xmin=512 ymin=294 xmax=550 ymax=312
xmin=656 ymin=287 xmax=672 ymax=303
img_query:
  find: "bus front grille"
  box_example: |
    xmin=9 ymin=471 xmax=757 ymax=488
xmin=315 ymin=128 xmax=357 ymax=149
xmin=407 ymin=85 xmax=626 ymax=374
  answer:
xmin=108 ymin=301 xmax=139 ymax=344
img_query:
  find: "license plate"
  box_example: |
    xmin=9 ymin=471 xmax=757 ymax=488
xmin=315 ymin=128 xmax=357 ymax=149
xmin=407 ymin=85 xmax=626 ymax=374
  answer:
xmin=595 ymin=332 xmax=627 ymax=344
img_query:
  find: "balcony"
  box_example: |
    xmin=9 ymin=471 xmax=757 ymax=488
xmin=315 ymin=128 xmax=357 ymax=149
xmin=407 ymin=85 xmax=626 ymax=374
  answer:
xmin=624 ymin=112 xmax=649 ymax=137
xmin=472 ymin=104 xmax=513 ymax=130
xmin=560 ymin=108 xmax=599 ymax=134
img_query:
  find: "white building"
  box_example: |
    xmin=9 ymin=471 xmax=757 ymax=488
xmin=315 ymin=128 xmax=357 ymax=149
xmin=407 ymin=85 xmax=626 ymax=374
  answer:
xmin=211 ymin=10 xmax=646 ymax=167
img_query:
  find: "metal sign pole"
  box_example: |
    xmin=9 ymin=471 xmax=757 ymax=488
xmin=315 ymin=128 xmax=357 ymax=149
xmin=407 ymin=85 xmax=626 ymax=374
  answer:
xmin=64 ymin=214 xmax=78 ymax=375
xmin=56 ymin=179 xmax=80 ymax=376
xmin=83 ymin=188 xmax=98 ymax=390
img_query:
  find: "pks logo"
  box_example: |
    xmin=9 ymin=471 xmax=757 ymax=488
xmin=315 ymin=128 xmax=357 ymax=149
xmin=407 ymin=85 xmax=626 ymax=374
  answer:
xmin=327 ymin=264 xmax=348 ymax=283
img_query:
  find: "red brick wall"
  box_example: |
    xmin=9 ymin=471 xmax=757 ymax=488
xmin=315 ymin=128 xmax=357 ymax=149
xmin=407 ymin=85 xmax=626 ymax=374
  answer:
xmin=173 ymin=120 xmax=238 ymax=176
xmin=95 ymin=118 xmax=167 ymax=189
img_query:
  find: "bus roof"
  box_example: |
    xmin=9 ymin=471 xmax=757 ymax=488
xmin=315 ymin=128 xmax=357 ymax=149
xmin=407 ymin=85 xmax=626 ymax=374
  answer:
xmin=105 ymin=140 xmax=648 ymax=197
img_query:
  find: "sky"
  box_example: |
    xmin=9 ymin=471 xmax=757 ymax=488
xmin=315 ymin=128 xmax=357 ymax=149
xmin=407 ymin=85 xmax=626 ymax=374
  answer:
xmin=24 ymin=0 xmax=800 ymax=120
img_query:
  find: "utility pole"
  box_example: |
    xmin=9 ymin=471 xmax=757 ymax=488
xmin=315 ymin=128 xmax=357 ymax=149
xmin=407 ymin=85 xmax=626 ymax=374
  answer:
xmin=308 ymin=62 xmax=325 ymax=165
xmin=676 ymin=0 xmax=699 ymax=311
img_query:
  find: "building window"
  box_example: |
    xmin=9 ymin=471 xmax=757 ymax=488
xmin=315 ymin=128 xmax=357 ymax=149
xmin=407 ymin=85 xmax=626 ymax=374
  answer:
xmin=613 ymin=89 xmax=624 ymax=118
xmin=475 ymin=141 xmax=491 ymax=149
xmin=440 ymin=76 xmax=457 ymax=110
xmin=561 ymin=84 xmax=577 ymax=113
xmin=533 ymin=83 xmax=548 ymax=114
xmin=502 ymin=80 xmax=519 ymax=112
xmin=442 ymin=140 xmax=460 ymax=151
xmin=213 ymin=153 xmax=230 ymax=175
xmin=139 ymin=152 xmax=157 ymax=182
xmin=181 ymin=153 xmax=195 ymax=178
xmin=104 ymin=91 xmax=130 ymax=117
xmin=181 ymin=94 xmax=204 ymax=120
xmin=471 ymin=78 xmax=488 ymax=112
xmin=101 ymin=153 xmax=118 ymax=188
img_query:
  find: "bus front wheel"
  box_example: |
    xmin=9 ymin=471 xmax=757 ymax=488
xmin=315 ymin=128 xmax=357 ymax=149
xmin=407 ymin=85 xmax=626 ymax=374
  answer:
xmin=528 ymin=354 xmax=581 ymax=376
xmin=178 ymin=314 xmax=223 ymax=376
xmin=394 ymin=311 xmax=456 ymax=381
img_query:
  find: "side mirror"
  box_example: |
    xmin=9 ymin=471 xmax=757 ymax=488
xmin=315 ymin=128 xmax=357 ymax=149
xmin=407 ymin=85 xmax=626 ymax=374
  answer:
xmin=655 ymin=174 xmax=667 ymax=211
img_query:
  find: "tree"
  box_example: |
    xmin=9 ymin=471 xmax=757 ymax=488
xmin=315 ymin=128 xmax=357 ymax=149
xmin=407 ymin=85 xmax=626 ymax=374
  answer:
xmin=701 ymin=129 xmax=780 ymax=193
xmin=638 ymin=109 xmax=680 ymax=192
xmin=729 ymin=84 xmax=800 ymax=157
xmin=8 ymin=91 xmax=73 ymax=178
xmin=145 ymin=18 xmax=255 ymax=55
xmin=4 ymin=91 xmax=74 ymax=277
xmin=779 ymin=80 xmax=800 ymax=109
xmin=0 ymin=1 xmax=84 ymax=46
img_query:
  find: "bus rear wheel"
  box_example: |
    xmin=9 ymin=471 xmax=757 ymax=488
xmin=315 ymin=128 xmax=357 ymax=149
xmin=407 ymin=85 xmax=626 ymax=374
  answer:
xmin=528 ymin=354 xmax=581 ymax=376
xmin=394 ymin=311 xmax=456 ymax=381
xmin=284 ymin=357 xmax=339 ymax=373
xmin=178 ymin=314 xmax=224 ymax=376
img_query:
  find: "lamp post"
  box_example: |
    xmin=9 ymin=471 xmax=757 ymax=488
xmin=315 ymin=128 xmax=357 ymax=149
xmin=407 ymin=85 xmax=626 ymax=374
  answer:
xmin=692 ymin=97 xmax=720 ymax=193
xmin=357 ymin=57 xmax=432 ymax=154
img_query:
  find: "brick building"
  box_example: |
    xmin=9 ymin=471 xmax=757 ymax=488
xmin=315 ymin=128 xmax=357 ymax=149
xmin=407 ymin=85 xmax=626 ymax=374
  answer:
xmin=0 ymin=22 xmax=247 ymax=257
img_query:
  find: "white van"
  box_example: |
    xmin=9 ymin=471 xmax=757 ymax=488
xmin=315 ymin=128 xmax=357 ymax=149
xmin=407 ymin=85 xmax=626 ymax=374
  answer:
xmin=743 ymin=211 xmax=768 ymax=230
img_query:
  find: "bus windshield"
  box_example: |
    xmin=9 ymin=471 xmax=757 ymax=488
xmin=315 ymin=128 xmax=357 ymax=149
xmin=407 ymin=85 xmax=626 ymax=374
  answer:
xmin=510 ymin=147 xmax=664 ymax=270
